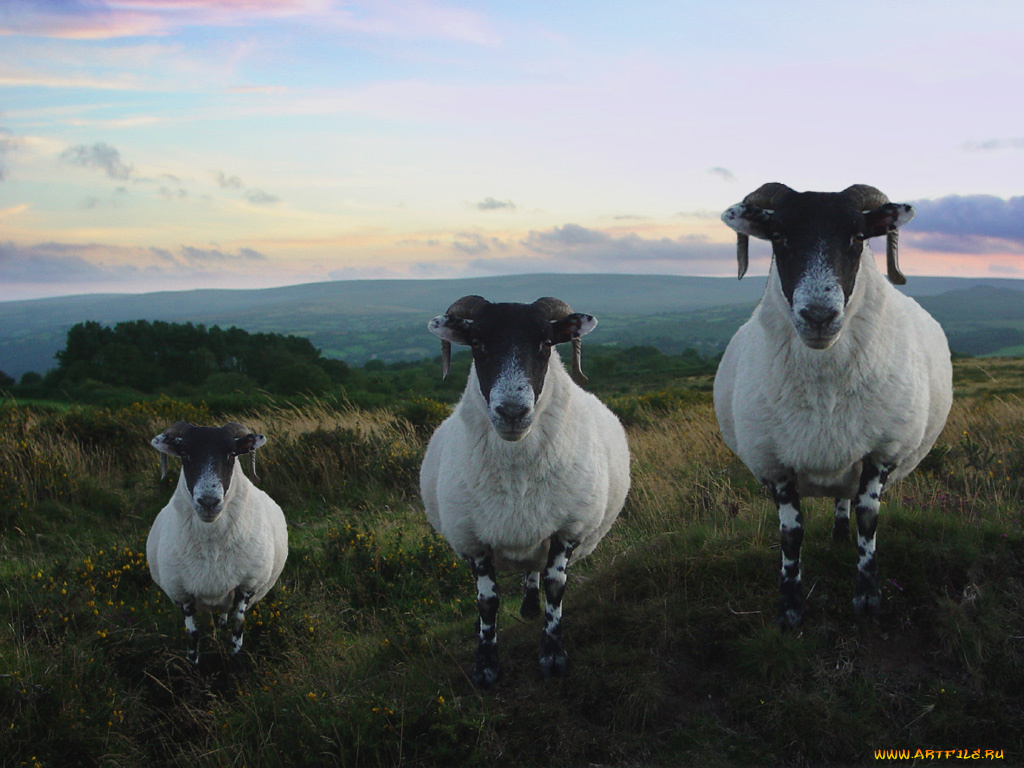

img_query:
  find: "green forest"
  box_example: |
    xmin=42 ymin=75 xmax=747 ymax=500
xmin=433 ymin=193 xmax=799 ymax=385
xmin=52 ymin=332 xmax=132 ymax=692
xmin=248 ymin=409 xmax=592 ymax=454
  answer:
xmin=0 ymin=319 xmax=719 ymax=411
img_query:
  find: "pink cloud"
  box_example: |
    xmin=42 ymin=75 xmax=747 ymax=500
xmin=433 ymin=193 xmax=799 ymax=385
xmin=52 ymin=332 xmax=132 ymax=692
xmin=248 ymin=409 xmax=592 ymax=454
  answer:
xmin=0 ymin=0 xmax=325 ymax=40
xmin=1 ymin=0 xmax=494 ymax=44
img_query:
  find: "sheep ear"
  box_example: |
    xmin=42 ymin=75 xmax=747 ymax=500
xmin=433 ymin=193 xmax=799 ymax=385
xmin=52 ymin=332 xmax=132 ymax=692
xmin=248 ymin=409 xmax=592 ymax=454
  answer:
xmin=863 ymin=203 xmax=915 ymax=238
xmin=550 ymin=313 xmax=597 ymax=345
xmin=234 ymin=433 xmax=267 ymax=455
xmin=151 ymin=433 xmax=183 ymax=456
xmin=151 ymin=434 xmax=182 ymax=480
xmin=428 ymin=315 xmax=475 ymax=346
xmin=721 ymin=203 xmax=774 ymax=240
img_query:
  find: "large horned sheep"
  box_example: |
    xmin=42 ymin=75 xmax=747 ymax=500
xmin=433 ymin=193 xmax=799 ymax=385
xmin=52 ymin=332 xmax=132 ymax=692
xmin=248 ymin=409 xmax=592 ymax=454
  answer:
xmin=715 ymin=183 xmax=952 ymax=627
xmin=420 ymin=296 xmax=630 ymax=688
xmin=147 ymin=421 xmax=288 ymax=664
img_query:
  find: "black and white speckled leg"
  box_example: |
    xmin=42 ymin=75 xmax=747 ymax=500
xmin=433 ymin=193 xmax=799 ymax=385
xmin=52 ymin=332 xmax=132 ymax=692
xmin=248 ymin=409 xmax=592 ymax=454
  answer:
xmin=520 ymin=571 xmax=541 ymax=619
xmin=853 ymin=459 xmax=891 ymax=618
xmin=230 ymin=588 xmax=254 ymax=656
xmin=833 ymin=497 xmax=851 ymax=542
xmin=768 ymin=477 xmax=804 ymax=628
xmin=539 ymin=537 xmax=576 ymax=679
xmin=178 ymin=600 xmax=200 ymax=665
xmin=468 ymin=553 xmax=500 ymax=689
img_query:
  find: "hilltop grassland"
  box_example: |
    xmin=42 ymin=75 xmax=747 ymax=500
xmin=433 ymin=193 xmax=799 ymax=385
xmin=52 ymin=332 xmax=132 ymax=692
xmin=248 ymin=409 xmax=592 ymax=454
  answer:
xmin=2 ymin=358 xmax=1024 ymax=767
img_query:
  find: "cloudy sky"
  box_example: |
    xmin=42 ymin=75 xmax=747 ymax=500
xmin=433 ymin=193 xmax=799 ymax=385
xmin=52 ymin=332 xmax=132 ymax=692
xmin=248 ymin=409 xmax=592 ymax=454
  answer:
xmin=1 ymin=0 xmax=1022 ymax=300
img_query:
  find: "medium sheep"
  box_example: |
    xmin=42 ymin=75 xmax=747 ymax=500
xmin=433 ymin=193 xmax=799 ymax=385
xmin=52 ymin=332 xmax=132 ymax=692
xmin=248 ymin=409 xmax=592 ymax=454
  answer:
xmin=715 ymin=183 xmax=952 ymax=627
xmin=147 ymin=421 xmax=288 ymax=664
xmin=420 ymin=296 xmax=630 ymax=688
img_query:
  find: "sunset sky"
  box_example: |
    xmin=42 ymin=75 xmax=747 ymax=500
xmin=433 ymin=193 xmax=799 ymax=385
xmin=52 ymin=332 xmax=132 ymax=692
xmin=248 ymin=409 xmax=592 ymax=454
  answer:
xmin=1 ymin=0 xmax=1023 ymax=301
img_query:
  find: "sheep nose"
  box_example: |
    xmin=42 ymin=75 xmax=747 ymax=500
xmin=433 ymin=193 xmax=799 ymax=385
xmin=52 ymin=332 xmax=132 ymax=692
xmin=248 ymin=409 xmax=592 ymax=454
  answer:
xmin=799 ymin=306 xmax=839 ymax=331
xmin=195 ymin=495 xmax=221 ymax=515
xmin=495 ymin=403 xmax=529 ymax=423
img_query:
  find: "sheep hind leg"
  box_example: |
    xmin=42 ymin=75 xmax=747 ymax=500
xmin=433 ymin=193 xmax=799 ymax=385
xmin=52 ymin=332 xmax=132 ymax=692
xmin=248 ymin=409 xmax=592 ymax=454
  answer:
xmin=178 ymin=600 xmax=200 ymax=665
xmin=229 ymin=588 xmax=255 ymax=657
xmin=520 ymin=571 xmax=541 ymax=619
xmin=539 ymin=537 xmax=577 ymax=679
xmin=833 ymin=498 xmax=852 ymax=542
xmin=768 ymin=477 xmax=804 ymax=629
xmin=852 ymin=459 xmax=892 ymax=618
xmin=468 ymin=553 xmax=500 ymax=690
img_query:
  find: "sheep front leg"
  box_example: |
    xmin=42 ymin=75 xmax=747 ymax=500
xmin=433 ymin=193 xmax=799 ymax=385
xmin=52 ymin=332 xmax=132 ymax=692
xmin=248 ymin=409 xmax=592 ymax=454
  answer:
xmin=178 ymin=600 xmax=200 ymax=665
xmin=852 ymin=459 xmax=892 ymax=618
xmin=539 ymin=537 xmax=577 ymax=678
xmin=229 ymin=588 xmax=254 ymax=657
xmin=768 ymin=477 xmax=804 ymax=628
xmin=468 ymin=553 xmax=500 ymax=689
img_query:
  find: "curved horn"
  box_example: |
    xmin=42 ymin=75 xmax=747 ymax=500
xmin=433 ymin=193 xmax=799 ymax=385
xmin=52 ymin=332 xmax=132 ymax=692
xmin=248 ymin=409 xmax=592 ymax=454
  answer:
xmin=532 ymin=297 xmax=589 ymax=387
xmin=445 ymin=294 xmax=489 ymax=318
xmin=530 ymin=296 xmax=573 ymax=321
xmin=735 ymin=183 xmax=794 ymax=279
xmin=439 ymin=295 xmax=489 ymax=380
xmin=742 ymin=182 xmax=794 ymax=208
xmin=163 ymin=421 xmax=192 ymax=437
xmin=840 ymin=183 xmax=889 ymax=210
xmin=842 ymin=184 xmax=905 ymax=285
xmin=221 ymin=422 xmax=251 ymax=439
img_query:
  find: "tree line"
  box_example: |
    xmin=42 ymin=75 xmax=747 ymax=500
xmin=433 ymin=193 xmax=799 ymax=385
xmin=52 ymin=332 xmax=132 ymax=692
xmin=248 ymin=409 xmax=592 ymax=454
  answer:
xmin=2 ymin=319 xmax=718 ymax=409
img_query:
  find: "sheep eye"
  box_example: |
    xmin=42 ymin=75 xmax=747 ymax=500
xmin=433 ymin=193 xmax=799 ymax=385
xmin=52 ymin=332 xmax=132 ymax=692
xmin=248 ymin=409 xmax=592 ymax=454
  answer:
xmin=851 ymin=233 xmax=866 ymax=244
xmin=771 ymin=231 xmax=784 ymax=242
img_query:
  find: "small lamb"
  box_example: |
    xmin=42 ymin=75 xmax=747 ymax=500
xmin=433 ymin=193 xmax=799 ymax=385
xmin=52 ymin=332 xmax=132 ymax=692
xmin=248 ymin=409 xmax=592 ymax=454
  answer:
xmin=420 ymin=296 xmax=630 ymax=688
xmin=147 ymin=421 xmax=288 ymax=664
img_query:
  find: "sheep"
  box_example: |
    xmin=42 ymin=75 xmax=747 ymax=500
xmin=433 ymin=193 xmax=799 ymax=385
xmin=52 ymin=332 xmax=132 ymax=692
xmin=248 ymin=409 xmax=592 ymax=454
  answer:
xmin=715 ymin=183 xmax=952 ymax=627
xmin=147 ymin=421 xmax=288 ymax=664
xmin=420 ymin=296 xmax=630 ymax=688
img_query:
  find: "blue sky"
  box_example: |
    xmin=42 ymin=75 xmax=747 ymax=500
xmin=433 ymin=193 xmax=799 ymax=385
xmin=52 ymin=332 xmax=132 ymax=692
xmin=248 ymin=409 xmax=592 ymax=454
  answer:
xmin=1 ymin=0 xmax=1023 ymax=300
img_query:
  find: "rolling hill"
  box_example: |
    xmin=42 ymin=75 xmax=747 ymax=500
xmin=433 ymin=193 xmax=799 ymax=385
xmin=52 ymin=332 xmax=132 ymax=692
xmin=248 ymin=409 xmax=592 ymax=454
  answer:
xmin=2 ymin=273 xmax=1023 ymax=379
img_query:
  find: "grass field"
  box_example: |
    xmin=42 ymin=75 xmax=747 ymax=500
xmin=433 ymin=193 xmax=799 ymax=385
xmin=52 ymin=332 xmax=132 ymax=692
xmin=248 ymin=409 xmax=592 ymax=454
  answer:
xmin=2 ymin=358 xmax=1023 ymax=767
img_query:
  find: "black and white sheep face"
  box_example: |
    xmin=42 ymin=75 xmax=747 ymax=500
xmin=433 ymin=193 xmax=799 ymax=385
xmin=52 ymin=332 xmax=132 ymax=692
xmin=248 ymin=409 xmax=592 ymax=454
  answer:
xmin=152 ymin=423 xmax=266 ymax=522
xmin=429 ymin=303 xmax=596 ymax=441
xmin=722 ymin=192 xmax=915 ymax=350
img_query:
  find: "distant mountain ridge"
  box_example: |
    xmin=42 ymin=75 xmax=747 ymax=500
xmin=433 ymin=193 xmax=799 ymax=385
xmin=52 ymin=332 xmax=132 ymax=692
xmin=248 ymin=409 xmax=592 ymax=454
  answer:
xmin=2 ymin=273 xmax=1023 ymax=379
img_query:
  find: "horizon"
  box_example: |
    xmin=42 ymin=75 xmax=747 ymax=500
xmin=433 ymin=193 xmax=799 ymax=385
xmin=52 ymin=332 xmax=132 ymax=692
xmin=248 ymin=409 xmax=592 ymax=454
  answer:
xmin=2 ymin=1 xmax=1023 ymax=301
xmin=3 ymin=268 xmax=1024 ymax=308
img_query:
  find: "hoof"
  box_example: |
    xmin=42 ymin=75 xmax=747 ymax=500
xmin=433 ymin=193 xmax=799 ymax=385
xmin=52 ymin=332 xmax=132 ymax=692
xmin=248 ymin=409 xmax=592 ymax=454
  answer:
xmin=471 ymin=662 xmax=499 ymax=690
xmin=775 ymin=607 xmax=804 ymax=630
xmin=228 ymin=652 xmax=249 ymax=678
xmin=853 ymin=592 xmax=881 ymax=618
xmin=471 ymin=643 xmax=499 ymax=690
xmin=776 ymin=589 xmax=804 ymax=629
xmin=539 ymin=631 xmax=567 ymax=678
xmin=776 ymin=592 xmax=804 ymax=628
xmin=832 ymin=517 xmax=850 ymax=542
xmin=539 ymin=652 xmax=567 ymax=679
xmin=520 ymin=588 xmax=541 ymax=619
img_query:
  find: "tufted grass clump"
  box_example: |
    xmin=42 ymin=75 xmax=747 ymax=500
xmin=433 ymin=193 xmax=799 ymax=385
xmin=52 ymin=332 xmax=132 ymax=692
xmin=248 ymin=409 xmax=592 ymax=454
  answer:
xmin=245 ymin=399 xmax=425 ymax=509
